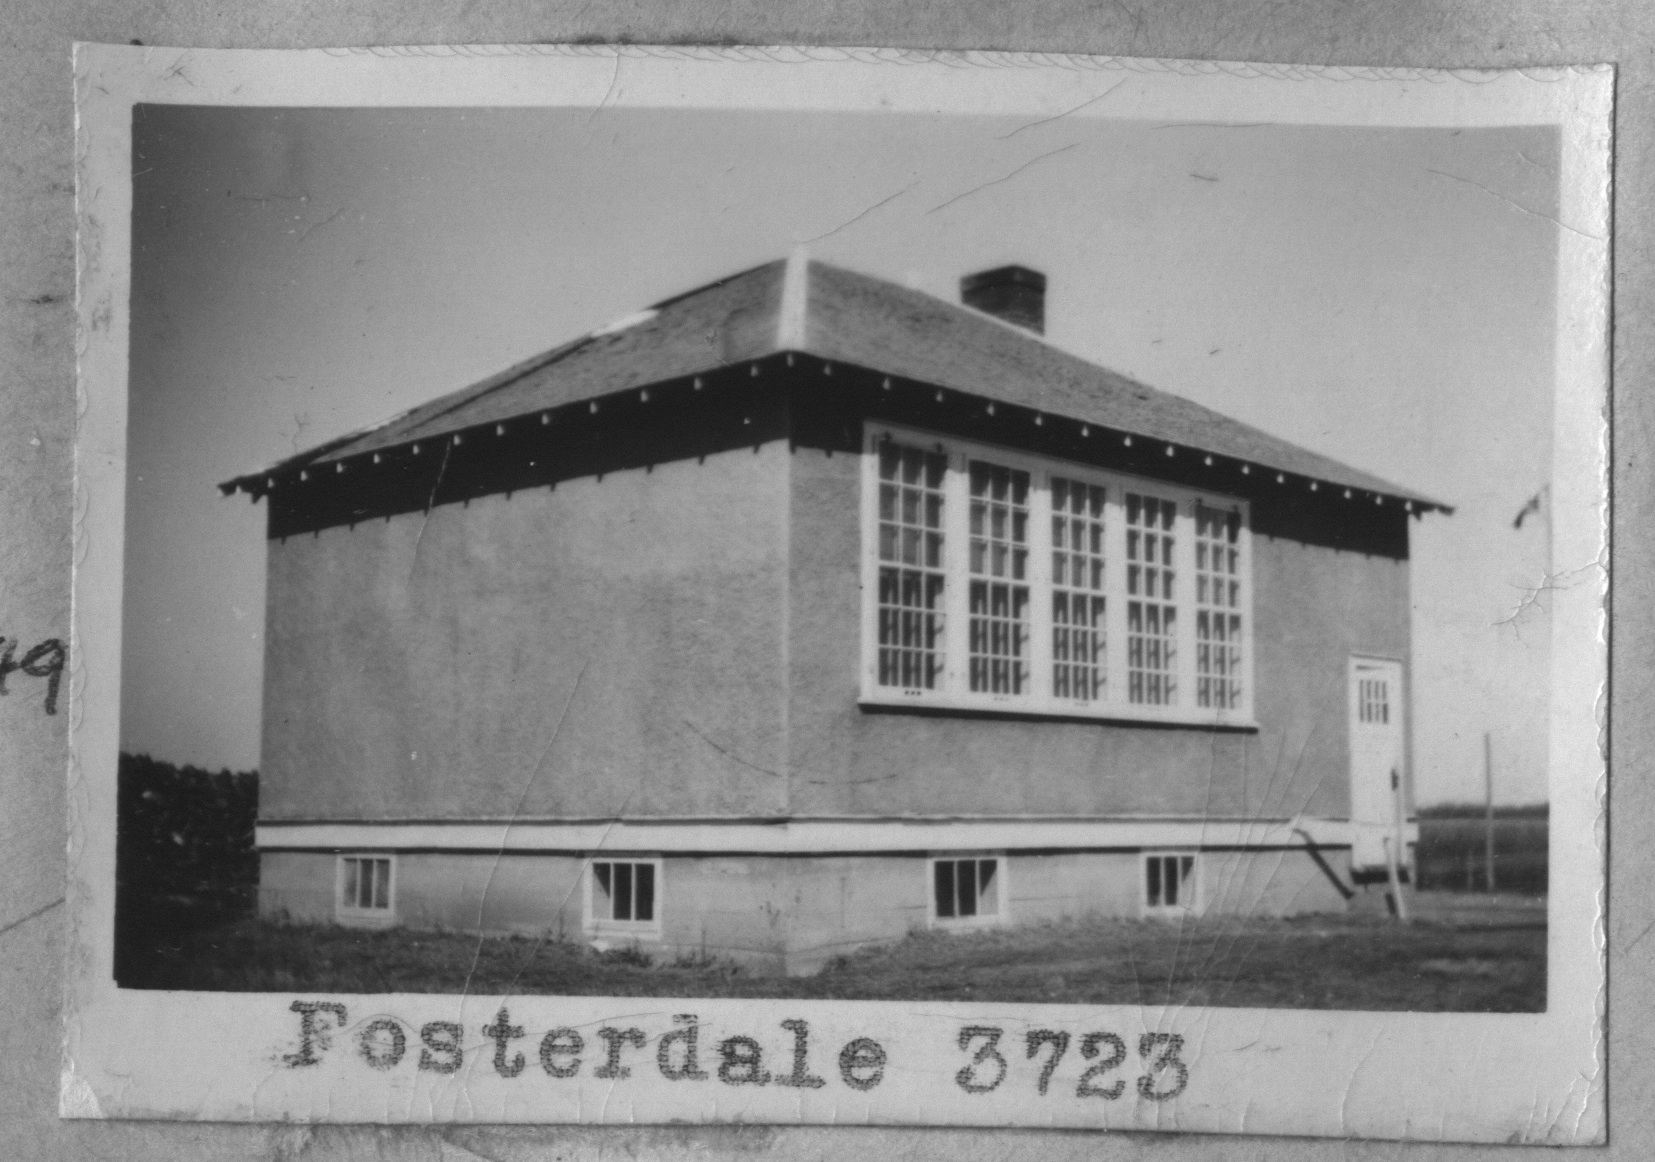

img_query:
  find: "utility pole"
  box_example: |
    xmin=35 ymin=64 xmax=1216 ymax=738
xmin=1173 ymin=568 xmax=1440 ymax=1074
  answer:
xmin=1387 ymin=767 xmax=1410 ymax=922
xmin=1484 ymin=731 xmax=1496 ymax=893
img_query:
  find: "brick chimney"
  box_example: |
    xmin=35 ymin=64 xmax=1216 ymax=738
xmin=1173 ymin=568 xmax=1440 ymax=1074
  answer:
xmin=960 ymin=265 xmax=1046 ymax=335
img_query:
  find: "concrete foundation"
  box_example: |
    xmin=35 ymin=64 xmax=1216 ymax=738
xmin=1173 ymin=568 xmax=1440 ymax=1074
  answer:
xmin=259 ymin=845 xmax=1354 ymax=975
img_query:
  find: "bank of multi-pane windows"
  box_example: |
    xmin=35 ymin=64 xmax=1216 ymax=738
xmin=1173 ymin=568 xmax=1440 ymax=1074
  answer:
xmin=866 ymin=429 xmax=1251 ymax=721
xmin=1051 ymin=477 xmax=1107 ymax=701
xmin=1194 ymin=502 xmax=1245 ymax=710
xmin=876 ymin=443 xmax=947 ymax=691
xmin=1125 ymin=492 xmax=1178 ymax=705
xmin=968 ymin=462 xmax=1030 ymax=695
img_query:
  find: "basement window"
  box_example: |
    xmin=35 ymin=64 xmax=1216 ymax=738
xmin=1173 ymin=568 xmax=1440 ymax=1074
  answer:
xmin=336 ymin=854 xmax=394 ymax=923
xmin=931 ymin=856 xmax=1004 ymax=926
xmin=861 ymin=423 xmax=1255 ymax=726
xmin=1143 ymin=852 xmax=1199 ymax=916
xmin=588 ymin=858 xmax=662 ymax=937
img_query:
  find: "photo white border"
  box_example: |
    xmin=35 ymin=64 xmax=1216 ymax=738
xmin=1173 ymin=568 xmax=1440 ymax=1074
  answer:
xmin=67 ymin=43 xmax=1610 ymax=1141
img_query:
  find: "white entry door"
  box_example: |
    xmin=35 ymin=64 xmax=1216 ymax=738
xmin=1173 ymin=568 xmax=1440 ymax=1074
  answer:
xmin=1348 ymin=657 xmax=1406 ymax=872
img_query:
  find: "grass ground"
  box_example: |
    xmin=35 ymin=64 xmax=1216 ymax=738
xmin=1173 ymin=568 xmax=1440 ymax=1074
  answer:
xmin=126 ymin=890 xmax=1545 ymax=1012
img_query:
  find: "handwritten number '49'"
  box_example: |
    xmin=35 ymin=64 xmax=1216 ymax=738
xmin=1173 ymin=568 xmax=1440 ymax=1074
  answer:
xmin=0 ymin=637 xmax=65 ymax=716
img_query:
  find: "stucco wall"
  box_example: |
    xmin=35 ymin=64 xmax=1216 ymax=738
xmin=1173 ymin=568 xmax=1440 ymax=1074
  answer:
xmin=1250 ymin=532 xmax=1413 ymax=819
xmin=260 ymin=444 xmax=791 ymax=821
xmin=785 ymin=441 xmax=1411 ymax=820
xmin=259 ymin=410 xmax=1409 ymax=827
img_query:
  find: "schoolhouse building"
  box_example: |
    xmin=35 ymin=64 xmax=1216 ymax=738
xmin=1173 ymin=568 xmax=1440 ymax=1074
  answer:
xmin=224 ymin=253 xmax=1448 ymax=973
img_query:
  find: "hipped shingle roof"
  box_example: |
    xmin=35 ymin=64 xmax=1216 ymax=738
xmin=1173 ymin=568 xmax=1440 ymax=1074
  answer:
xmin=224 ymin=256 xmax=1448 ymax=511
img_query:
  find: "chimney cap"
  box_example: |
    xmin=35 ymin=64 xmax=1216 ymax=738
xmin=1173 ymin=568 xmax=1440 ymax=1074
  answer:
xmin=960 ymin=264 xmax=1047 ymax=294
xmin=960 ymin=264 xmax=1047 ymax=335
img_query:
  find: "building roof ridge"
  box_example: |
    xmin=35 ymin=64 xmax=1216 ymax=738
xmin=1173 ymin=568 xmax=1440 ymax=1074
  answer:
xmin=776 ymin=245 xmax=810 ymax=350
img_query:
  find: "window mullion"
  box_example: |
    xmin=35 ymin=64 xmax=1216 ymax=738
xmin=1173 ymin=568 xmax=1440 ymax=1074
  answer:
xmin=1238 ymin=502 xmax=1256 ymax=721
xmin=1028 ymin=473 xmax=1054 ymax=703
xmin=1105 ymin=483 xmax=1129 ymax=706
xmin=1173 ymin=497 xmax=1197 ymax=709
xmin=943 ymin=449 xmax=972 ymax=697
xmin=859 ymin=431 xmax=880 ymax=698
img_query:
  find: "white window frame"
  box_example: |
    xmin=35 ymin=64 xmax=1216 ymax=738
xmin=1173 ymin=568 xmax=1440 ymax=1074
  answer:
xmin=584 ymin=856 xmax=664 ymax=940
xmin=1140 ymin=849 xmax=1203 ymax=918
xmin=860 ymin=422 xmax=1256 ymax=726
xmin=335 ymin=853 xmax=396 ymax=925
xmin=927 ymin=852 xmax=1010 ymax=929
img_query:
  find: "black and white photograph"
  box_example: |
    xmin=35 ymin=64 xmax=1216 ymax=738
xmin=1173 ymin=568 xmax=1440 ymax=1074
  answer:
xmin=66 ymin=45 xmax=1609 ymax=1139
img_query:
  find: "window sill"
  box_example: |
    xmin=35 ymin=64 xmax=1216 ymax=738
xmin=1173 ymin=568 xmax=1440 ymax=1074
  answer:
xmin=335 ymin=909 xmax=397 ymax=929
xmin=587 ymin=922 xmax=663 ymax=942
xmin=1141 ymin=906 xmax=1201 ymax=920
xmin=858 ymin=693 xmax=1259 ymax=732
xmin=931 ymin=914 xmax=1007 ymax=931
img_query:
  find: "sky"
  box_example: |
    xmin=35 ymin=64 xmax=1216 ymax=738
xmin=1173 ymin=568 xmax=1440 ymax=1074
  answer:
xmin=122 ymin=104 xmax=1560 ymax=805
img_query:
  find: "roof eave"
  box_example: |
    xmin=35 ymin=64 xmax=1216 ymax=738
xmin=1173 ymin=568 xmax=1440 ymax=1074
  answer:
xmin=218 ymin=348 xmax=1454 ymax=518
